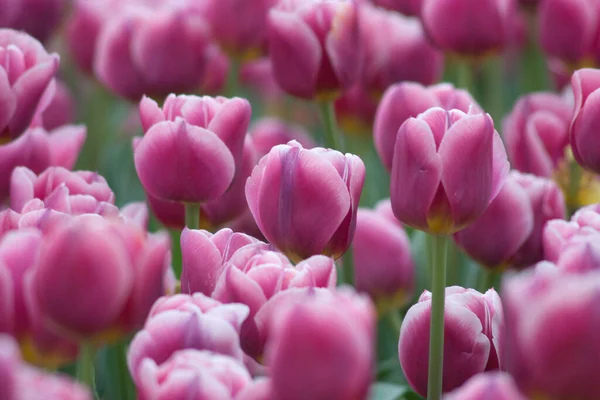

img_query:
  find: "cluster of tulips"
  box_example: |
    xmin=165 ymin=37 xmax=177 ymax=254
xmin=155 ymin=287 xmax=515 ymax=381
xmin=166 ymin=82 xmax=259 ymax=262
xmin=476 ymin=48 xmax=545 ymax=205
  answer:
xmin=2 ymin=0 xmax=600 ymax=399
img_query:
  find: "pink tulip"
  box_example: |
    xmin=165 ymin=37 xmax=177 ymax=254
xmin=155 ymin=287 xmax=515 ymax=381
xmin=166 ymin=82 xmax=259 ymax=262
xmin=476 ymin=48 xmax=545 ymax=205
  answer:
xmin=503 ymin=92 xmax=572 ymax=178
xmin=421 ymin=0 xmax=516 ymax=56
xmin=265 ymin=287 xmax=375 ymax=400
xmin=236 ymin=379 xmax=272 ymax=400
xmin=455 ymin=171 xmax=565 ymax=268
xmin=211 ymin=244 xmax=337 ymax=357
xmin=250 ymin=118 xmax=315 ymax=157
xmin=552 ymin=231 xmax=600 ymax=273
xmin=93 ymin=2 xmax=212 ymax=100
xmin=39 ymin=80 xmax=75 ymax=131
xmin=371 ymin=0 xmax=422 ymax=16
xmin=32 ymin=215 xmax=170 ymax=339
xmin=246 ymin=140 xmax=365 ymax=260
xmin=390 ymin=107 xmax=509 ymax=234
xmin=127 ymin=293 xmax=248 ymax=385
xmin=0 ymin=334 xmax=19 ymax=399
xmin=570 ymin=68 xmax=600 ymax=173
xmin=359 ymin=4 xmax=443 ymax=93
xmin=353 ymin=199 xmax=415 ymax=313
xmin=136 ymin=349 xmax=252 ymax=400
xmin=502 ymin=268 xmax=600 ymax=399
xmin=180 ymin=228 xmax=262 ymax=296
xmin=240 ymin=58 xmax=285 ymax=103
xmin=267 ymin=0 xmax=362 ymax=99
xmin=374 ymin=82 xmax=480 ymax=171
xmin=399 ymin=287 xmax=503 ymax=396
xmin=207 ymin=0 xmax=278 ymax=57
xmin=0 ymin=29 xmax=59 ymax=140
xmin=538 ymin=0 xmax=600 ymax=65
xmin=10 ymin=166 xmax=114 ymax=213
xmin=7 ymin=0 xmax=67 ymax=43
xmin=443 ymin=372 xmax=527 ymax=400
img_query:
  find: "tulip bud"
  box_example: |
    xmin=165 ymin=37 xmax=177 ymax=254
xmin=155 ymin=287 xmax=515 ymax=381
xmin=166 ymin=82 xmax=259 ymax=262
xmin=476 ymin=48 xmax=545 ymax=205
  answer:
xmin=390 ymin=107 xmax=509 ymax=234
xmin=135 ymin=95 xmax=251 ymax=204
xmin=267 ymin=0 xmax=362 ymax=99
xmin=0 ymin=29 xmax=59 ymax=140
xmin=444 ymin=372 xmax=528 ymax=400
xmin=352 ymin=200 xmax=415 ymax=314
xmin=570 ymin=68 xmax=600 ymax=174
xmin=421 ymin=0 xmax=516 ymax=56
xmin=136 ymin=349 xmax=252 ymax=400
xmin=502 ymin=268 xmax=600 ymax=399
xmin=265 ymin=287 xmax=375 ymax=400
xmin=246 ymin=140 xmax=365 ymax=260
xmin=374 ymin=82 xmax=480 ymax=171
xmin=127 ymin=293 xmax=248 ymax=385
xmin=503 ymin=92 xmax=572 ymax=178
xmin=399 ymin=287 xmax=503 ymax=396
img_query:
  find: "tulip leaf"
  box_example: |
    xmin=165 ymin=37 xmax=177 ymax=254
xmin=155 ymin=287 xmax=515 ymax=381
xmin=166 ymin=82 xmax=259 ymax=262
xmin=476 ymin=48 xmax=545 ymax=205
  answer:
xmin=368 ymin=382 xmax=409 ymax=400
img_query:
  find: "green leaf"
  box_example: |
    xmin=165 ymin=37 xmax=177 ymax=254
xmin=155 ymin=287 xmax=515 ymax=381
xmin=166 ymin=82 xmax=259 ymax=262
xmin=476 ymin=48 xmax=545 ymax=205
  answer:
xmin=368 ymin=382 xmax=409 ymax=400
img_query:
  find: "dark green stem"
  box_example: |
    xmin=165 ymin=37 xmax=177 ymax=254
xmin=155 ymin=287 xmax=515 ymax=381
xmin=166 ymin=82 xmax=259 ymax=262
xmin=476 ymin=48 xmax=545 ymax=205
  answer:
xmin=483 ymin=56 xmax=504 ymax=127
xmin=318 ymin=101 xmax=342 ymax=150
xmin=76 ymin=341 xmax=96 ymax=393
xmin=341 ymin=247 xmax=354 ymax=286
xmin=115 ymin=341 xmax=136 ymax=400
xmin=226 ymin=58 xmax=241 ymax=97
xmin=456 ymin=59 xmax=474 ymax=94
xmin=476 ymin=266 xmax=498 ymax=293
xmin=184 ymin=203 xmax=201 ymax=230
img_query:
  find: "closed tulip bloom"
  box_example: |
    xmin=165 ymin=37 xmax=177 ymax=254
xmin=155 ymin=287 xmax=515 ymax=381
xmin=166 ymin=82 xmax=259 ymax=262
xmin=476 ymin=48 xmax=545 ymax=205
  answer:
xmin=265 ymin=287 xmax=375 ymax=400
xmin=502 ymin=269 xmax=600 ymax=400
xmin=538 ymin=0 xmax=599 ymax=65
xmin=135 ymin=95 xmax=251 ymax=204
xmin=0 ymin=29 xmax=59 ymax=140
xmin=137 ymin=349 xmax=251 ymax=400
xmin=390 ymin=107 xmax=509 ymax=234
xmin=503 ymin=92 xmax=572 ymax=178
xmin=455 ymin=171 xmax=565 ymax=269
xmin=444 ymin=372 xmax=527 ymax=400
xmin=570 ymin=68 xmax=600 ymax=173
xmin=246 ymin=140 xmax=365 ymax=260
xmin=421 ymin=0 xmax=516 ymax=56
xmin=127 ymin=293 xmax=248 ymax=385
xmin=267 ymin=0 xmax=362 ymax=100
xmin=10 ymin=166 xmax=114 ymax=213
xmin=399 ymin=287 xmax=503 ymax=396
xmin=371 ymin=0 xmax=422 ymax=16
xmin=93 ymin=2 xmax=211 ymax=100
xmin=359 ymin=5 xmax=443 ymax=93
xmin=374 ymin=82 xmax=479 ymax=171
xmin=181 ymin=228 xmax=262 ymax=296
xmin=353 ymin=201 xmax=415 ymax=314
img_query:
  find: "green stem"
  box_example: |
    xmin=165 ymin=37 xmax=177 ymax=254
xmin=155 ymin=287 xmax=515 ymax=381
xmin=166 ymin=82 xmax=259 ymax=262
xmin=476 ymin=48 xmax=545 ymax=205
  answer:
xmin=456 ymin=59 xmax=474 ymax=94
xmin=317 ymin=101 xmax=342 ymax=150
xmin=568 ymin=159 xmax=582 ymax=216
xmin=521 ymin=10 xmax=549 ymax=93
xmin=483 ymin=56 xmax=504 ymax=127
xmin=184 ymin=203 xmax=201 ymax=230
xmin=76 ymin=341 xmax=96 ymax=392
xmin=226 ymin=58 xmax=241 ymax=97
xmin=476 ymin=266 xmax=497 ymax=293
xmin=386 ymin=310 xmax=403 ymax=337
xmin=427 ymin=234 xmax=449 ymax=400
xmin=115 ymin=341 xmax=136 ymax=400
xmin=342 ymin=247 xmax=354 ymax=286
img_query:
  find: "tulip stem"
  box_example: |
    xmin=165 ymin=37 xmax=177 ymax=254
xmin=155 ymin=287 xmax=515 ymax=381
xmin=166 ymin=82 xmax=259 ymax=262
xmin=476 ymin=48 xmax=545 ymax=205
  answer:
xmin=318 ymin=101 xmax=342 ymax=150
xmin=184 ymin=203 xmax=201 ymax=230
xmin=115 ymin=340 xmax=136 ymax=400
xmin=387 ymin=310 xmax=403 ymax=336
xmin=568 ymin=159 xmax=582 ymax=215
xmin=427 ymin=234 xmax=448 ymax=400
xmin=226 ymin=58 xmax=241 ymax=97
xmin=456 ymin=59 xmax=474 ymax=94
xmin=477 ymin=267 xmax=497 ymax=293
xmin=76 ymin=341 xmax=96 ymax=393
xmin=342 ymin=247 xmax=354 ymax=286
xmin=483 ymin=56 xmax=504 ymax=127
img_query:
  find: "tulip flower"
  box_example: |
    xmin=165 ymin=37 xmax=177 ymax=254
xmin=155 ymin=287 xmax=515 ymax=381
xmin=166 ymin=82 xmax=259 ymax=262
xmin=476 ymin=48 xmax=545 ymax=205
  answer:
xmin=250 ymin=118 xmax=315 ymax=157
xmin=420 ymin=0 xmax=516 ymax=56
xmin=39 ymin=81 xmax=75 ymax=131
xmin=444 ymin=372 xmax=528 ymax=400
xmin=135 ymin=94 xmax=251 ymax=205
xmin=399 ymin=287 xmax=503 ymax=396
xmin=455 ymin=171 xmax=565 ymax=269
xmin=136 ymin=349 xmax=252 ymax=400
xmin=6 ymin=0 xmax=67 ymax=43
xmin=390 ymin=107 xmax=509 ymax=234
xmin=352 ymin=199 xmax=415 ymax=314
xmin=0 ymin=29 xmax=60 ymax=140
xmin=236 ymin=378 xmax=273 ymax=400
xmin=267 ymin=0 xmax=362 ymax=100
xmin=246 ymin=140 xmax=365 ymax=260
xmin=374 ymin=82 xmax=480 ymax=171
xmin=502 ymin=268 xmax=600 ymax=400
xmin=570 ymin=68 xmax=600 ymax=174
xmin=93 ymin=2 xmax=212 ymax=100
xmin=265 ymin=287 xmax=375 ymax=400
xmin=552 ymin=231 xmax=600 ymax=273
xmin=127 ymin=293 xmax=248 ymax=385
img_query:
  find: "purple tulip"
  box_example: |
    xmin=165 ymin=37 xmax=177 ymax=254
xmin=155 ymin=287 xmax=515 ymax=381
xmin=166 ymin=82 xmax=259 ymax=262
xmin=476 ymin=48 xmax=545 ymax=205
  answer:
xmin=502 ymin=268 xmax=600 ymax=399
xmin=0 ymin=29 xmax=59 ymax=140
xmin=267 ymin=0 xmax=362 ymax=99
xmin=570 ymin=68 xmax=600 ymax=174
xmin=246 ymin=140 xmax=365 ymax=261
xmin=353 ymin=199 xmax=415 ymax=313
xmin=421 ymin=0 xmax=516 ymax=56
xmin=265 ymin=287 xmax=375 ymax=400
xmin=443 ymin=372 xmax=527 ymax=400
xmin=399 ymin=287 xmax=503 ymax=396
xmin=390 ymin=107 xmax=509 ymax=234
xmin=374 ymin=82 xmax=480 ymax=171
